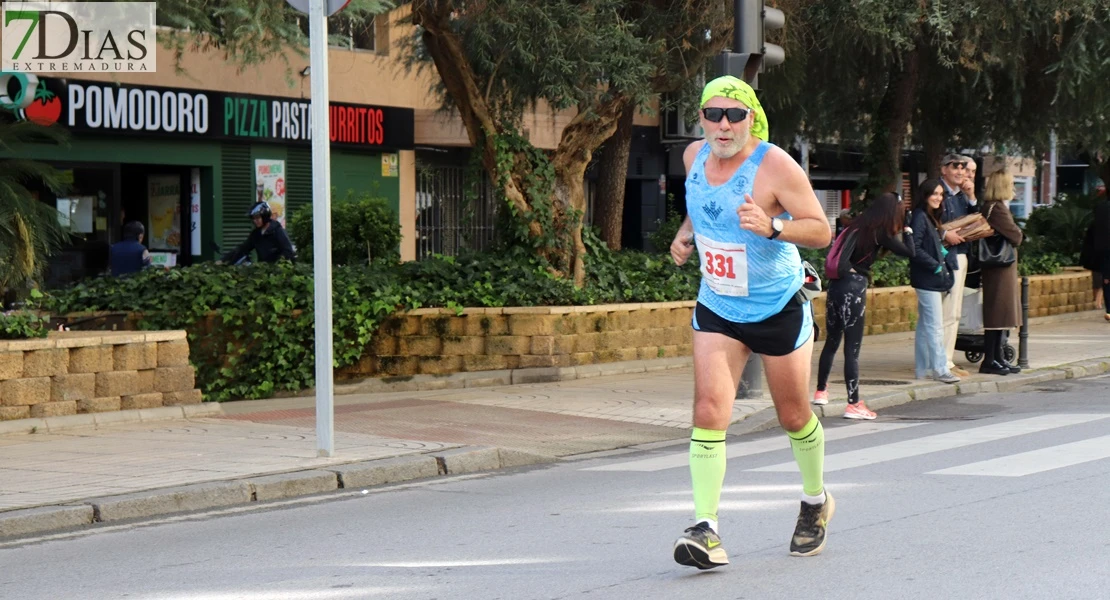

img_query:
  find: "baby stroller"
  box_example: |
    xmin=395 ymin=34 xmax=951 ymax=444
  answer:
xmin=955 ymin=287 xmax=1015 ymax=364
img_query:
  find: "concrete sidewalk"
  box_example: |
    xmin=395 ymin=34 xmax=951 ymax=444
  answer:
xmin=2 ymin=310 xmax=1108 ymax=539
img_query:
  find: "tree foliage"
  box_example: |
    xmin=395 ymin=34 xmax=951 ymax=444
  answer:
xmin=405 ymin=0 xmax=730 ymax=284
xmin=155 ymin=0 xmax=393 ymax=75
xmin=761 ymin=0 xmax=1110 ymax=199
xmin=0 ymin=117 xmax=71 ymax=302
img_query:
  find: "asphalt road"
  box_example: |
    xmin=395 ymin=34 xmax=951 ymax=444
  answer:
xmin=3 ymin=375 xmax=1109 ymax=600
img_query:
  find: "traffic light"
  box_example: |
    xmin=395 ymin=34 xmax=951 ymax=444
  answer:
xmin=713 ymin=0 xmax=786 ymax=89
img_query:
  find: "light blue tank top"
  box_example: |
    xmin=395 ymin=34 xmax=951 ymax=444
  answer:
xmin=686 ymin=141 xmax=803 ymax=323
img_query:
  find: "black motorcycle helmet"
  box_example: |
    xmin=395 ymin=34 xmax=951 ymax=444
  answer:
xmin=248 ymin=201 xmax=272 ymax=223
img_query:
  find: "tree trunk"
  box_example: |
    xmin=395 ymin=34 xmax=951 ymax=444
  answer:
xmin=552 ymin=96 xmax=631 ymax=286
xmin=922 ymin=130 xmax=946 ymax=181
xmin=594 ymin=104 xmax=636 ymax=251
xmin=864 ymin=47 xmax=920 ymax=202
xmin=413 ymin=1 xmax=628 ymax=286
xmin=412 ymin=2 xmax=550 ymax=257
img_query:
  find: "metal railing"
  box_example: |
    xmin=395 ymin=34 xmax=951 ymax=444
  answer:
xmin=415 ymin=166 xmax=498 ymax=259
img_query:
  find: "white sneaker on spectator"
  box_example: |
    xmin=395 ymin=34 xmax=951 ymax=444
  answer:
xmin=934 ymin=372 xmax=960 ymax=384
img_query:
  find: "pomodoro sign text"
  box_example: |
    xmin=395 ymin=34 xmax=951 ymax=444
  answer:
xmin=19 ymin=77 xmax=414 ymax=149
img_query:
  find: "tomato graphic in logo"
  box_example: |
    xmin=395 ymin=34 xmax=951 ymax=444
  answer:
xmin=21 ymin=86 xmax=62 ymax=126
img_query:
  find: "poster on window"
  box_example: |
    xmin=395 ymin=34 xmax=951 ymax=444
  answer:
xmin=381 ymin=153 xmax=398 ymax=177
xmin=255 ymin=159 xmax=287 ymax=227
xmin=190 ymin=168 xmax=202 ymax=256
xmin=147 ymin=175 xmax=182 ymax=252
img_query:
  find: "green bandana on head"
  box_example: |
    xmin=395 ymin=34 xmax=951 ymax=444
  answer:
xmin=699 ymin=76 xmax=768 ymax=141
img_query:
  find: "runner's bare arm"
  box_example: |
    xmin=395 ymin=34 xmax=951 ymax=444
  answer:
xmin=671 ymin=141 xmax=705 ymax=265
xmin=763 ymin=147 xmax=831 ymax=249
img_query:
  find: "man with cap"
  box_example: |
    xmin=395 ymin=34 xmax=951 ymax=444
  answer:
xmin=938 ymin=153 xmax=975 ymax=378
xmin=668 ymin=75 xmax=833 ymax=570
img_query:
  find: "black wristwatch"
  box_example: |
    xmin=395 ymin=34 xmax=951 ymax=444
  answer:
xmin=768 ymin=218 xmax=784 ymax=240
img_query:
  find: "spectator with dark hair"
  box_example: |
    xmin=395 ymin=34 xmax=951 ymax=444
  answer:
xmin=909 ymin=178 xmax=960 ymax=384
xmin=1091 ymin=198 xmax=1110 ymax=321
xmin=1081 ymin=220 xmax=1103 ymax=310
xmin=813 ymin=192 xmax=915 ymax=419
xmin=109 ymin=221 xmax=152 ymax=277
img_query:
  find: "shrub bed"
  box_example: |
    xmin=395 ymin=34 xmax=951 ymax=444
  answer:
xmin=38 ymin=224 xmax=1072 ymax=401
xmin=38 ymin=239 xmax=702 ymax=401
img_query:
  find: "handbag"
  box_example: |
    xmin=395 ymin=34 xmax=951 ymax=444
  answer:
xmin=978 ymin=204 xmax=1016 ymax=269
xmin=825 ymin=227 xmax=861 ymax=280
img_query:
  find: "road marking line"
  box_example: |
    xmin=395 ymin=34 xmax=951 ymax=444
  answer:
xmin=928 ymin=435 xmax=1110 ymax=477
xmin=581 ymin=422 xmax=924 ymax=472
xmin=749 ymin=413 xmax=1110 ymax=473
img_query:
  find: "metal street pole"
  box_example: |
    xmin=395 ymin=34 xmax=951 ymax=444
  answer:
xmin=1019 ymin=277 xmax=1030 ymax=369
xmin=309 ymin=0 xmax=335 ymax=457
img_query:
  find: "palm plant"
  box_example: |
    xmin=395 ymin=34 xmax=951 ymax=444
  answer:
xmin=0 ymin=117 xmax=71 ymax=304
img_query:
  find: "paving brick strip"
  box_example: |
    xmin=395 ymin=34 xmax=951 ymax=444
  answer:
xmin=2 ymin=355 xmax=1107 ymax=541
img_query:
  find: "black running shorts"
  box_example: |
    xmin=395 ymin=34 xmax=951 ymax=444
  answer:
xmin=692 ymin=298 xmax=813 ymax=357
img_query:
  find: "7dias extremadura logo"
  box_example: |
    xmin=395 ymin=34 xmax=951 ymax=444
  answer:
xmin=2 ymin=2 xmax=156 ymax=73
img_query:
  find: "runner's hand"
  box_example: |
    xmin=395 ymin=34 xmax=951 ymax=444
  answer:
xmin=737 ymin=194 xmax=772 ymax=237
xmin=670 ymin=230 xmax=694 ymax=266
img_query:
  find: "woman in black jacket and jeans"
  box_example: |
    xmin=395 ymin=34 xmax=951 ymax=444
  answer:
xmin=909 ymin=179 xmax=960 ymax=384
xmin=814 ymin=193 xmax=915 ymax=419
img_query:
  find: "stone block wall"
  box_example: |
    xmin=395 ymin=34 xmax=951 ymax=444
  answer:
xmin=1026 ymin=271 xmax=1098 ymax=317
xmin=338 ymin=272 xmax=1097 ymax=380
xmin=0 ymin=331 xmax=201 ymax=422
xmin=338 ymin=302 xmax=697 ymax=379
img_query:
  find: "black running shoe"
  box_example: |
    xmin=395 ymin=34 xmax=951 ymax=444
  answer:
xmin=673 ymin=522 xmax=728 ymax=569
xmin=789 ymin=490 xmax=836 ymax=557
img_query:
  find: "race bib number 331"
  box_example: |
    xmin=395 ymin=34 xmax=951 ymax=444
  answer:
xmin=696 ymin=233 xmax=749 ymax=297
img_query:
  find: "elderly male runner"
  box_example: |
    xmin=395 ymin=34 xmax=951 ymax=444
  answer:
xmin=669 ymin=76 xmax=833 ymax=569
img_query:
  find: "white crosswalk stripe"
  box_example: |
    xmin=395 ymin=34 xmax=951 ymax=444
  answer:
xmin=927 ymin=435 xmax=1110 ymax=477
xmin=585 ymin=413 xmax=1110 ymax=478
xmin=581 ymin=422 xmax=924 ymax=472
xmin=749 ymin=413 xmax=1110 ymax=473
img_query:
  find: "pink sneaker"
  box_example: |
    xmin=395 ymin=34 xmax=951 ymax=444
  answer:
xmin=843 ymin=402 xmax=877 ymax=420
xmin=812 ymin=390 xmax=829 ymax=406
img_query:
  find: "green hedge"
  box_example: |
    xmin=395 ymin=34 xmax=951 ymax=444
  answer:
xmin=38 ymin=237 xmax=701 ymax=401
xmin=0 ymin=309 xmax=49 ymax=339
xmin=38 ymin=222 xmax=1072 ymax=402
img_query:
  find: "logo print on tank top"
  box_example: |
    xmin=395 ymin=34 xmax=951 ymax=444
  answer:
xmin=736 ymin=175 xmax=750 ymax=195
xmin=703 ymin=200 xmax=723 ymax=221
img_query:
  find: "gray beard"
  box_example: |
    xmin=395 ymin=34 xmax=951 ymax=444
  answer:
xmin=707 ymin=131 xmax=749 ymax=159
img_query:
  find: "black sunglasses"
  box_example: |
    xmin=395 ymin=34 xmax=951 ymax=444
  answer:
xmin=946 ymin=162 xmax=967 ymax=169
xmin=702 ymin=107 xmax=751 ymax=123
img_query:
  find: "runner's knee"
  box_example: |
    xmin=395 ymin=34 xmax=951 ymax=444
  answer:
xmin=692 ymin=395 xmax=734 ymax=428
xmin=778 ymin=406 xmax=814 ymax=433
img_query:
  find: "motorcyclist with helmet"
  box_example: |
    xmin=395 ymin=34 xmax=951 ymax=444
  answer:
xmin=221 ymin=201 xmax=296 ymax=264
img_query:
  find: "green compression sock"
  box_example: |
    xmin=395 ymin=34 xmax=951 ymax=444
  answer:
xmin=786 ymin=414 xmax=825 ymax=497
xmin=690 ymin=427 xmax=727 ymax=524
